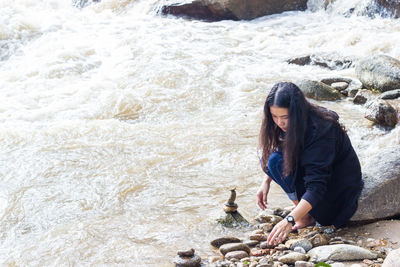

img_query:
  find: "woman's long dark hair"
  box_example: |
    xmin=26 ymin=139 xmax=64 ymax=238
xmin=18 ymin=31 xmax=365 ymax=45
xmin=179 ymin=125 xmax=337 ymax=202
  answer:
xmin=259 ymin=82 xmax=343 ymax=176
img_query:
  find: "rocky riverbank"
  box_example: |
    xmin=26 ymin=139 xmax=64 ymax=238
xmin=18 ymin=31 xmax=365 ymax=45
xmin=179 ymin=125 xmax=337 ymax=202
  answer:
xmin=174 ymin=208 xmax=400 ymax=267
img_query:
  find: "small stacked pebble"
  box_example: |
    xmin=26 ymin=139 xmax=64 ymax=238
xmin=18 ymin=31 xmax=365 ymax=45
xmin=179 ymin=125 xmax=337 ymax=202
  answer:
xmin=174 ymin=248 xmax=202 ymax=267
xmin=207 ymin=208 xmax=390 ymax=267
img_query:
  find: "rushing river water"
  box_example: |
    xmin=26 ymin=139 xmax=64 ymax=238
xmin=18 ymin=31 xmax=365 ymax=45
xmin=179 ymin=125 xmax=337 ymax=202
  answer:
xmin=1 ymin=0 xmax=400 ymax=266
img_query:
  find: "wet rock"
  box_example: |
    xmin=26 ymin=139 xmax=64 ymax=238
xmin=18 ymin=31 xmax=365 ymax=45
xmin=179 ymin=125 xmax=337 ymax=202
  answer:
xmin=344 ymin=79 xmax=363 ymax=97
xmin=220 ymin=243 xmax=251 ymax=256
xmin=225 ymin=250 xmax=249 ymax=260
xmin=380 ymin=88 xmax=400 ymax=99
xmin=273 ymin=208 xmax=291 ymax=218
xmin=161 ymin=0 xmax=308 ymax=21
xmin=288 ymin=55 xmax=311 ymax=66
xmin=178 ymin=248 xmax=195 ymax=257
xmin=355 ymin=54 xmax=400 ymax=92
xmin=260 ymin=241 xmax=275 ymax=249
xmin=216 ymin=211 xmax=249 ymax=227
xmin=297 ymin=80 xmax=342 ymax=101
xmin=331 ymin=82 xmax=349 ymax=91
xmin=243 ymin=240 xmax=259 ymax=247
xmin=382 ymin=247 xmax=400 ymax=267
xmin=364 ymin=99 xmax=398 ymax=128
xmin=278 ymin=252 xmax=309 ymax=264
xmin=255 ymin=213 xmax=283 ymax=224
xmin=376 ymin=0 xmax=400 ymax=18
xmin=295 ymin=261 xmax=315 ymax=267
xmin=309 ymin=233 xmax=329 ymax=247
xmin=289 ymin=239 xmax=313 ymax=252
xmin=252 ymin=229 xmax=264 ymax=234
xmin=293 ymin=246 xmax=306 ymax=254
xmin=303 ymin=230 xmax=318 ymax=239
xmin=249 ymin=234 xmax=269 ymax=241
xmin=250 ymin=248 xmax=268 ymax=256
xmin=211 ymin=237 xmax=241 ymax=248
xmin=353 ymin=89 xmax=375 ymax=104
xmin=259 ymin=222 xmax=274 ymax=232
xmin=174 ymin=254 xmax=201 ymax=267
xmin=321 ymin=77 xmax=353 ymax=85
xmin=275 ymin=244 xmax=288 ymax=251
xmin=288 ymin=54 xmax=353 ymax=70
xmin=307 ymin=244 xmax=377 ymax=261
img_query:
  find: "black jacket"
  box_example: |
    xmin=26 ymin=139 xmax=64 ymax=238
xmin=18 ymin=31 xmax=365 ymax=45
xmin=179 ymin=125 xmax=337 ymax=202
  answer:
xmin=295 ymin=110 xmax=363 ymax=228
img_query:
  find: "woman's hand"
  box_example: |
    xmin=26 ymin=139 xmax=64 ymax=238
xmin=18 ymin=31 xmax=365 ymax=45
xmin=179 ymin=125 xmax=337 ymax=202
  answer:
xmin=267 ymin=218 xmax=293 ymax=246
xmin=257 ymin=177 xmax=271 ymax=210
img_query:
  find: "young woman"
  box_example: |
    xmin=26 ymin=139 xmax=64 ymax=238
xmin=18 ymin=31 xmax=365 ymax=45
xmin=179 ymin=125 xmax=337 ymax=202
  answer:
xmin=257 ymin=82 xmax=363 ymax=246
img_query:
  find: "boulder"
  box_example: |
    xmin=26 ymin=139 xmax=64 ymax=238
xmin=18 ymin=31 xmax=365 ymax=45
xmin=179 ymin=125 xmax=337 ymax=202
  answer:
xmin=307 ymin=244 xmax=377 ymax=261
xmin=297 ymin=80 xmax=342 ymax=101
xmin=355 ymin=54 xmax=400 ymax=92
xmin=351 ymin=145 xmax=400 ymax=222
xmin=382 ymin=247 xmax=400 ymax=267
xmin=161 ymin=0 xmax=308 ymax=21
xmin=364 ymin=99 xmax=398 ymax=128
xmin=380 ymin=89 xmax=400 ymax=100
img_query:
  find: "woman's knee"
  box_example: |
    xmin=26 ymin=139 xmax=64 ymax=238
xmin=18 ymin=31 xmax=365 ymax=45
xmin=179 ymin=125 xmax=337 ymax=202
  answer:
xmin=267 ymin=151 xmax=283 ymax=169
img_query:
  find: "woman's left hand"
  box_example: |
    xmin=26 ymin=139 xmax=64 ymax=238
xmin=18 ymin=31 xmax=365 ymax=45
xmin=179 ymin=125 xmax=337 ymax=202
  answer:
xmin=267 ymin=219 xmax=293 ymax=246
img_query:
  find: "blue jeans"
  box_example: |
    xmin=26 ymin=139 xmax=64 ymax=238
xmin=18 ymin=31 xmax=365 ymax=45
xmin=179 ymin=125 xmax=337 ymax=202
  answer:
xmin=266 ymin=151 xmax=298 ymax=202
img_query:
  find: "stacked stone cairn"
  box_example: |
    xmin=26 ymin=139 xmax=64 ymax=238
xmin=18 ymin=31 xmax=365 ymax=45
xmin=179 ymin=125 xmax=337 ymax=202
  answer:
xmin=208 ymin=208 xmax=390 ymax=267
xmin=174 ymin=248 xmax=202 ymax=267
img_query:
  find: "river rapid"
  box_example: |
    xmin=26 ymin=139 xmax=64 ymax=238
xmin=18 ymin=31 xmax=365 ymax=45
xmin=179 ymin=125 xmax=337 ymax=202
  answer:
xmin=0 ymin=0 xmax=399 ymax=266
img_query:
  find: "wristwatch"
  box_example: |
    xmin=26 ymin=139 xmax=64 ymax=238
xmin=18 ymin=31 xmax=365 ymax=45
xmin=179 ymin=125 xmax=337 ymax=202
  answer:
xmin=285 ymin=215 xmax=295 ymax=226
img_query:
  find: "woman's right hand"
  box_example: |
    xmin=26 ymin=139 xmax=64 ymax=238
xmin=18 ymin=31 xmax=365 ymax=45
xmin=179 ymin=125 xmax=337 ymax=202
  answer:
xmin=257 ymin=177 xmax=271 ymax=210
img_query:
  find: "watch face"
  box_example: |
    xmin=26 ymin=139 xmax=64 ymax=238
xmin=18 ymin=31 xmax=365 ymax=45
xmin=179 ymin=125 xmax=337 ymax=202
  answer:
xmin=286 ymin=216 xmax=295 ymax=225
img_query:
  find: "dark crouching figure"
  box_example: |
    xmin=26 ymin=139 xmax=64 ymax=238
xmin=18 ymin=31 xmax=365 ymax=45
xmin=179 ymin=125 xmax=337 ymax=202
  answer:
xmin=257 ymin=82 xmax=363 ymax=245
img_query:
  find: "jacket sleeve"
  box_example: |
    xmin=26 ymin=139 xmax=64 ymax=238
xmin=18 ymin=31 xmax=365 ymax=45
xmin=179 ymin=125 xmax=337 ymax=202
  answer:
xmin=300 ymin=135 xmax=336 ymax=208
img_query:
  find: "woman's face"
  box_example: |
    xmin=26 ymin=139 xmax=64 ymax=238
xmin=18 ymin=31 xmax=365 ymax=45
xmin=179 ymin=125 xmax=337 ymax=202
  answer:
xmin=270 ymin=106 xmax=289 ymax=132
